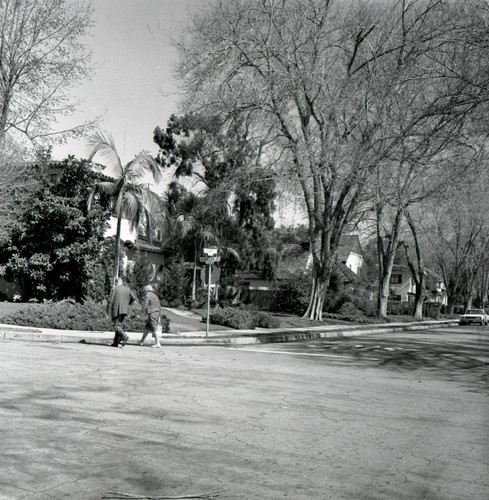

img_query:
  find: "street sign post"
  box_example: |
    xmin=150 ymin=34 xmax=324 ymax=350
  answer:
xmin=200 ymin=251 xmax=220 ymax=336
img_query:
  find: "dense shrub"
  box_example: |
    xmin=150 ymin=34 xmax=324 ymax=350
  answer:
xmin=269 ymin=276 xmax=309 ymax=315
xmin=218 ymin=285 xmax=242 ymax=308
xmin=325 ymin=288 xmax=376 ymax=317
xmin=324 ymin=291 xmax=350 ymax=314
xmin=254 ymin=310 xmax=281 ymax=328
xmin=206 ymin=306 xmax=281 ymax=330
xmin=423 ymin=301 xmax=441 ymax=319
xmin=126 ymin=253 xmax=154 ymax=302
xmin=387 ymin=301 xmax=415 ymax=316
xmin=0 ymin=158 xmax=111 ymax=303
xmin=0 ymin=300 xmax=170 ymax=333
xmin=156 ymin=261 xmax=193 ymax=307
xmin=322 ymin=312 xmax=380 ymax=324
xmin=207 ymin=306 xmax=256 ymax=329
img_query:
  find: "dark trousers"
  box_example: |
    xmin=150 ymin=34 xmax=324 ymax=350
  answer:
xmin=112 ymin=314 xmax=128 ymax=345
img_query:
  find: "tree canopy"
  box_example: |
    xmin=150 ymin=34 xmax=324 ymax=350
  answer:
xmin=0 ymin=0 xmax=93 ymax=150
xmin=172 ymin=0 xmax=489 ymax=318
xmin=0 ymin=157 xmax=110 ymax=302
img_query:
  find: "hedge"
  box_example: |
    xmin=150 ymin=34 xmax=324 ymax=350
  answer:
xmin=205 ymin=306 xmax=281 ymax=330
xmin=0 ymin=300 xmax=171 ymax=333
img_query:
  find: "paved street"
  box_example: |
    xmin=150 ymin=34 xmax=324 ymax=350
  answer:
xmin=234 ymin=325 xmax=489 ymax=395
xmin=1 ymin=326 xmax=488 ymax=499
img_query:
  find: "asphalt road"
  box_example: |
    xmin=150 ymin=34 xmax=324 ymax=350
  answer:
xmin=233 ymin=325 xmax=489 ymax=395
xmin=0 ymin=326 xmax=487 ymax=499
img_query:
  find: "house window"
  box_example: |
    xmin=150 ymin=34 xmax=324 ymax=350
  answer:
xmin=390 ymin=273 xmax=402 ymax=284
xmin=152 ymin=228 xmax=162 ymax=241
xmin=390 ymin=294 xmax=402 ymax=301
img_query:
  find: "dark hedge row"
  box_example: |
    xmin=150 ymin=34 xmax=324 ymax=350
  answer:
xmin=0 ymin=300 xmax=171 ymax=333
xmin=205 ymin=306 xmax=281 ymax=330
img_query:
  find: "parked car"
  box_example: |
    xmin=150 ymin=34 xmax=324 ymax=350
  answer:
xmin=459 ymin=309 xmax=489 ymax=326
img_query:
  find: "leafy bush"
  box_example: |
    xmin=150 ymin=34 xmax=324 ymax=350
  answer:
xmin=0 ymin=300 xmax=171 ymax=333
xmin=269 ymin=276 xmax=309 ymax=315
xmin=325 ymin=288 xmax=376 ymax=317
xmin=423 ymin=301 xmax=441 ymax=319
xmin=254 ymin=310 xmax=281 ymax=328
xmin=324 ymin=291 xmax=350 ymax=314
xmin=218 ymin=285 xmax=242 ymax=308
xmin=207 ymin=306 xmax=256 ymax=329
xmin=156 ymin=261 xmax=193 ymax=307
xmin=322 ymin=312 xmax=380 ymax=324
xmin=126 ymin=253 xmax=154 ymax=302
xmin=206 ymin=306 xmax=281 ymax=330
xmin=387 ymin=301 xmax=415 ymax=316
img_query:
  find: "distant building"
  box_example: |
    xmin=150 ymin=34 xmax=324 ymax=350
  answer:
xmin=105 ymin=216 xmax=166 ymax=281
xmin=388 ymin=265 xmax=416 ymax=302
xmin=233 ymin=234 xmax=365 ymax=307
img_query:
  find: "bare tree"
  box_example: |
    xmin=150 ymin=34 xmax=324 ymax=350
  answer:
xmin=360 ymin=0 xmax=489 ymax=316
xmin=173 ymin=0 xmax=489 ymax=320
xmin=425 ymin=177 xmax=489 ymax=313
xmin=0 ymin=0 xmax=93 ymax=150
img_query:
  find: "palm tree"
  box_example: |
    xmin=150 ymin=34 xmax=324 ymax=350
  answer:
xmin=87 ymin=132 xmax=162 ymax=285
xmin=159 ymin=183 xmax=219 ymax=302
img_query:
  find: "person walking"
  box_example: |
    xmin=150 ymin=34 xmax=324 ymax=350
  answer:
xmin=138 ymin=284 xmax=162 ymax=348
xmin=107 ymin=277 xmax=136 ymax=347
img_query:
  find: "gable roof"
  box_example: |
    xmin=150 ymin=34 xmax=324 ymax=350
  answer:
xmin=337 ymin=262 xmax=360 ymax=282
xmin=337 ymin=235 xmax=363 ymax=261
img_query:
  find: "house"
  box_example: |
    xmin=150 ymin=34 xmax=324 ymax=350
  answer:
xmin=388 ymin=265 xmax=416 ymax=302
xmin=337 ymin=235 xmax=364 ymax=276
xmin=232 ymin=234 xmax=365 ymax=306
xmin=425 ymin=270 xmax=448 ymax=305
xmin=388 ymin=265 xmax=448 ymax=305
xmin=106 ymin=216 xmax=166 ymax=281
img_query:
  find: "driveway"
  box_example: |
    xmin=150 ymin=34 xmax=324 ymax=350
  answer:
xmin=0 ymin=326 xmax=487 ymax=499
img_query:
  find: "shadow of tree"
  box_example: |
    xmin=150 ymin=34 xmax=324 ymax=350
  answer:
xmin=312 ymin=334 xmax=489 ymax=394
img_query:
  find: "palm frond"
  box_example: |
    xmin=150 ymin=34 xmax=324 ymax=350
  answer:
xmin=178 ymin=218 xmax=195 ymax=238
xmin=127 ymin=152 xmax=163 ymax=184
xmin=114 ymin=190 xmax=146 ymax=232
xmin=143 ymin=189 xmax=168 ymax=218
xmin=87 ymin=181 xmax=118 ymax=210
xmin=220 ymin=246 xmax=241 ymax=262
xmin=94 ymin=181 xmax=119 ymax=196
xmin=87 ymin=132 xmax=123 ymax=177
xmin=199 ymin=229 xmax=219 ymax=246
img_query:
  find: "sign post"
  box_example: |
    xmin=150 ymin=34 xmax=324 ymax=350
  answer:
xmin=201 ymin=248 xmax=220 ymax=337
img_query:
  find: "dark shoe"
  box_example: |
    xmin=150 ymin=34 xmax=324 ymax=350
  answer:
xmin=111 ymin=342 xmax=119 ymax=348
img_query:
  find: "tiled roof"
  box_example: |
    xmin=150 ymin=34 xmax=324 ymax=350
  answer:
xmin=134 ymin=242 xmax=165 ymax=254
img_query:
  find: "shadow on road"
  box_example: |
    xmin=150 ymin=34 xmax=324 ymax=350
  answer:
xmin=308 ymin=332 xmax=489 ymax=394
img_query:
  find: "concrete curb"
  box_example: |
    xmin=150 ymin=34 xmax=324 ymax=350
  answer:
xmin=0 ymin=320 xmax=459 ymax=346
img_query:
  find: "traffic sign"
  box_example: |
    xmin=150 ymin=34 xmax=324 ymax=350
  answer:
xmin=203 ymin=247 xmax=218 ymax=256
xmin=200 ymin=256 xmax=220 ymax=264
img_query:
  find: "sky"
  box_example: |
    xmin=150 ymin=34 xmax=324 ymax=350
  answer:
xmin=52 ymin=0 xmax=303 ymax=224
xmin=53 ymin=0 xmax=203 ymax=167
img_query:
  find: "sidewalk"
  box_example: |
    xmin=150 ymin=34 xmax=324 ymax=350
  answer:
xmin=0 ymin=318 xmax=459 ymax=346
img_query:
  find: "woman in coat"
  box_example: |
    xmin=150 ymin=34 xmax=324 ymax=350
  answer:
xmin=138 ymin=284 xmax=162 ymax=348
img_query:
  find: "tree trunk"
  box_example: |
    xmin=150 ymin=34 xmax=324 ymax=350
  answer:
xmin=302 ymin=233 xmax=335 ymax=321
xmin=113 ymin=212 xmax=122 ymax=286
xmin=480 ymin=268 xmax=488 ymax=310
xmin=404 ymin=212 xmax=426 ymax=320
xmin=303 ymin=275 xmax=327 ymax=321
xmin=378 ymin=273 xmax=392 ymax=317
xmin=376 ymin=207 xmax=403 ymax=317
xmin=191 ymin=250 xmax=198 ymax=303
xmin=413 ymin=274 xmax=425 ymax=319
